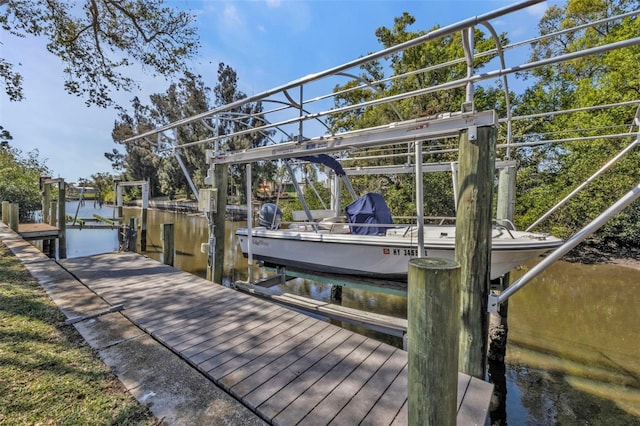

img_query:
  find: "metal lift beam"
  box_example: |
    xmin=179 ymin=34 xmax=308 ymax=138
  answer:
xmin=206 ymin=110 xmax=497 ymax=165
xmin=344 ymin=160 xmax=517 ymax=176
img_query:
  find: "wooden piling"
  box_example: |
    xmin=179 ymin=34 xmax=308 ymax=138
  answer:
xmin=128 ymin=216 xmax=138 ymax=253
xmin=41 ymin=177 xmax=51 ymax=224
xmin=488 ymin=166 xmax=515 ymax=422
xmin=408 ymin=258 xmax=460 ymax=426
xmin=57 ymin=181 xmax=66 ymax=259
xmin=496 ymin=166 xmax=515 ymax=224
xmin=490 ymin=166 xmax=516 ymax=363
xmin=1 ymin=200 xmax=9 ymax=224
xmin=50 ymin=201 xmax=57 ymax=227
xmin=455 ymin=125 xmax=496 ymax=379
xmin=161 ymin=223 xmax=175 ymax=266
xmin=116 ymin=183 xmax=124 ymax=220
xmin=45 ymin=239 xmax=56 ymax=258
xmin=213 ymin=164 xmax=228 ymax=284
xmin=141 ymin=181 xmax=148 ymax=252
xmin=141 ymin=208 xmax=148 ymax=252
xmin=330 ymin=285 xmax=343 ymax=302
xmin=9 ymin=203 xmax=19 ymax=231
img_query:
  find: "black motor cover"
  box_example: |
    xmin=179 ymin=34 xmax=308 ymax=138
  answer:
xmin=258 ymin=203 xmax=282 ymax=229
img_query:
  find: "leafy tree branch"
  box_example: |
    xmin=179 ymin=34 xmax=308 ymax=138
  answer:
xmin=0 ymin=0 xmax=199 ymax=107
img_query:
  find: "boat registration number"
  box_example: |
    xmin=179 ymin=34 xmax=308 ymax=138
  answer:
xmin=383 ymin=247 xmax=420 ymax=257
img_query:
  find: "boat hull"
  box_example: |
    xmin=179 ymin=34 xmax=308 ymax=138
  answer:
xmin=236 ymin=226 xmax=563 ymax=281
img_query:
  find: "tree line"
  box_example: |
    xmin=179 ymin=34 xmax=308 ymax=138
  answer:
xmin=106 ymin=63 xmax=276 ymax=203
xmin=2 ymin=0 xmax=638 ymax=250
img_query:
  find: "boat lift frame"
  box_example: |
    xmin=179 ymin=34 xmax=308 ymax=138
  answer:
xmin=120 ymin=0 xmax=640 ymax=310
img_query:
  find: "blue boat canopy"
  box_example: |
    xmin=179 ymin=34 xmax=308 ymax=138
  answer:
xmin=345 ymin=192 xmax=394 ymax=235
xmin=295 ymin=154 xmax=346 ymax=176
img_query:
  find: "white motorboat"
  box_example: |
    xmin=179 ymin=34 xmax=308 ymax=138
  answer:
xmin=236 ymin=193 xmax=563 ymax=281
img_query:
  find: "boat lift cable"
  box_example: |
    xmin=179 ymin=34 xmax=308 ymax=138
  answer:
xmin=261 ymin=98 xmax=334 ymax=135
xmin=510 ymin=124 xmax=634 ymax=139
xmin=343 ymin=160 xmax=517 ymax=176
xmin=337 ymin=129 xmax=637 ymax=164
xmin=336 ymin=129 xmax=637 ymax=164
xmin=338 ymin=103 xmax=639 ymax=157
xmin=489 ymin=180 xmax=640 ymax=313
xmin=205 ymin=113 xmax=283 ymax=146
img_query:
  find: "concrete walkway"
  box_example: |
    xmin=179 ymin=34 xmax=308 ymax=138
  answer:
xmin=0 ymin=223 xmax=266 ymax=426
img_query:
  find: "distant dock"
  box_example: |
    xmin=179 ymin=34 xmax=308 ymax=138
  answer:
xmin=17 ymin=223 xmax=59 ymax=240
xmin=17 ymin=223 xmax=59 ymax=257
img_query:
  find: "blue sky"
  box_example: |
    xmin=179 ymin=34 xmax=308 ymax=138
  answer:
xmin=1 ymin=0 xmax=554 ymax=182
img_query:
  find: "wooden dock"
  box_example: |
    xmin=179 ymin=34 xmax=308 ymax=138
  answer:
xmin=55 ymin=252 xmax=492 ymax=425
xmin=17 ymin=223 xmax=59 ymax=240
xmin=17 ymin=223 xmax=59 ymax=257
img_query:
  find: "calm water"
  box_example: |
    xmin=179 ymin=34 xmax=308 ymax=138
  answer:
xmin=66 ymin=202 xmax=640 ymax=424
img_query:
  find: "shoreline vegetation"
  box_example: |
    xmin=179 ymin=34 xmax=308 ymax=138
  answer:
xmin=564 ymin=241 xmax=640 ymax=271
xmin=0 ymin=242 xmax=158 ymax=425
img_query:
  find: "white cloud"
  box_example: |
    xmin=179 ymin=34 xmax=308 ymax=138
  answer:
xmin=265 ymin=0 xmax=282 ymax=8
xmin=526 ymin=1 xmax=549 ymax=18
xmin=223 ymin=4 xmax=243 ymax=28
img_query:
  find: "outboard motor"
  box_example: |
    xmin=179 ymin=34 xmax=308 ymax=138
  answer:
xmin=258 ymin=203 xmax=282 ymax=230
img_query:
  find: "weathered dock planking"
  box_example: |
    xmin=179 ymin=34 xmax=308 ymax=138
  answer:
xmin=16 ymin=223 xmax=59 ymax=257
xmin=17 ymin=223 xmax=59 ymax=240
xmin=56 ymin=252 xmax=492 ymax=425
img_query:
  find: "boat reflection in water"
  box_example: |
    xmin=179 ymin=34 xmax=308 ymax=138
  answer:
xmin=66 ymin=203 xmax=638 ymax=424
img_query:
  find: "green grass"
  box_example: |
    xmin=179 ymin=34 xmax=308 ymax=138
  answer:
xmin=0 ymin=243 xmax=157 ymax=425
